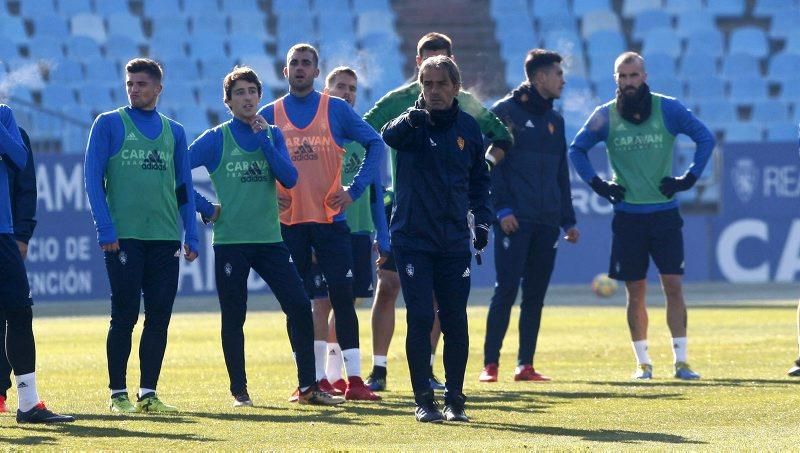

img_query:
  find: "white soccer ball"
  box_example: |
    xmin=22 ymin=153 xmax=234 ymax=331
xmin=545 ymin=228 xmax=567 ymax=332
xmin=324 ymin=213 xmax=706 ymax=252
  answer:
xmin=591 ymin=273 xmax=618 ymax=298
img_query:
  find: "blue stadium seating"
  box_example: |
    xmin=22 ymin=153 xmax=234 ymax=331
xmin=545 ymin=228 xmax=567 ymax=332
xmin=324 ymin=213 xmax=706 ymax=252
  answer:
xmin=641 ymin=53 xmax=675 ymax=80
xmin=685 ymin=30 xmax=724 ymax=57
xmin=753 ymin=0 xmax=800 ymax=18
xmin=56 ymin=0 xmax=92 ymax=16
xmin=70 ymin=13 xmax=106 ymax=43
xmin=28 ymin=36 xmax=65 ymax=61
xmin=751 ymin=100 xmax=790 ymax=124
xmin=93 ymin=0 xmax=129 ymax=16
xmin=767 ymin=52 xmax=800 ymax=84
xmin=724 ymin=123 xmax=763 ymax=142
xmin=490 ymin=0 xmax=528 ymax=15
xmin=151 ymin=16 xmax=190 ymax=40
xmin=352 ymin=0 xmax=391 ymax=13
xmin=184 ymin=0 xmax=220 ymax=13
xmin=706 ymin=0 xmax=746 ymax=16
xmin=697 ymin=100 xmax=736 ymax=129
xmin=675 ymin=11 xmax=715 ymax=38
xmin=192 ymin=15 xmax=228 ymax=36
xmin=586 ymin=30 xmax=625 ymax=59
xmin=162 ymin=57 xmax=200 ymax=81
xmin=189 ymin=36 xmax=228 ymax=59
xmin=66 ymin=36 xmax=102 ymax=61
xmin=48 ymin=59 xmax=84 ymax=85
xmin=0 ymin=44 xmax=18 ymax=65
xmin=32 ymin=14 xmax=69 ymax=39
xmin=648 ymin=78 xmax=684 ymax=98
xmin=19 ymin=0 xmax=54 ymax=18
xmin=229 ymin=40 xmax=267 ymax=58
xmin=780 ymin=80 xmax=800 ymax=100
xmin=581 ymin=10 xmax=620 ymax=38
xmin=319 ymin=12 xmax=355 ymax=43
xmin=721 ymin=53 xmax=761 ymax=80
xmin=686 ymin=77 xmax=726 ymax=102
xmin=538 ymin=13 xmax=579 ymax=36
xmin=221 ymin=0 xmax=261 ymax=13
xmin=769 ymin=10 xmax=800 ymax=39
xmin=0 ymin=16 xmax=28 ymax=45
xmin=159 ymin=83 xmax=196 ymax=110
xmin=143 ymin=0 xmax=181 ymax=17
xmin=729 ymin=27 xmax=769 ymax=58
xmin=230 ymin=14 xmax=270 ymax=40
xmin=642 ymin=29 xmax=682 ymax=58
xmin=783 ymin=32 xmax=800 ymax=54
xmin=622 ymin=0 xmax=661 ymax=18
xmin=632 ymin=10 xmax=672 ymax=41
xmin=77 ymin=85 xmax=114 ymax=111
xmin=728 ymin=77 xmax=769 ymax=104
xmin=199 ymin=56 xmax=237 ymax=82
xmin=573 ymin=0 xmax=612 ymax=17
xmin=40 ymin=84 xmax=76 ymax=110
xmin=198 ymin=83 xmax=222 ymax=107
xmin=107 ymin=13 xmax=145 ymax=44
xmin=83 ymin=58 xmax=119 ymax=85
xmin=765 ymin=123 xmax=798 ymax=142
xmin=105 ymin=35 xmax=139 ymax=63
xmin=531 ymin=0 xmax=569 ymax=17
xmin=679 ymin=53 xmax=718 ymax=79
xmin=664 ymin=0 xmax=703 ymax=14
xmin=314 ymin=0 xmax=350 ymax=15
xmin=148 ymin=36 xmax=188 ymax=60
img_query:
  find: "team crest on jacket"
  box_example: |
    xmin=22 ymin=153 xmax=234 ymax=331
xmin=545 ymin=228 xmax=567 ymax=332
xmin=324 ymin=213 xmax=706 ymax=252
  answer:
xmin=548 ymin=122 xmax=555 ymax=135
xmin=224 ymin=263 xmax=233 ymax=277
xmin=406 ymin=263 xmax=414 ymax=277
xmin=457 ymin=136 xmax=465 ymax=150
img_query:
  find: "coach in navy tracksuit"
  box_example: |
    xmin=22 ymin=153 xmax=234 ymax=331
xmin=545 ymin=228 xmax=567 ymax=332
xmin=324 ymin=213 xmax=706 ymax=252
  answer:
xmin=0 ymin=127 xmax=36 ymax=409
xmin=480 ymin=50 xmax=579 ymax=384
xmin=382 ymin=56 xmax=490 ymax=423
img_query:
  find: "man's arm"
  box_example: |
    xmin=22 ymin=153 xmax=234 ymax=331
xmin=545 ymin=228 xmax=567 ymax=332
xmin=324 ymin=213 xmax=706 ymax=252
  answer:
xmin=12 ymin=128 xmax=36 ymax=246
xmin=557 ymin=133 xmax=577 ymax=231
xmin=188 ymin=129 xmax=220 ymax=220
xmin=458 ymin=92 xmax=513 ymax=150
xmin=468 ymin=127 xmax=492 ymax=229
xmin=84 ymin=114 xmax=118 ymax=246
xmin=261 ymin=126 xmax=297 ymax=189
xmin=368 ymin=181 xmax=390 ymax=255
xmin=567 ymin=106 xmax=609 ymax=183
xmin=334 ymin=100 xmax=385 ymax=201
xmin=363 ymin=87 xmax=413 ymax=133
xmin=662 ymin=98 xmax=715 ymax=178
xmin=172 ymin=125 xmax=199 ymax=255
xmin=0 ymin=105 xmax=28 ymax=171
xmin=381 ymin=109 xmax=425 ymax=151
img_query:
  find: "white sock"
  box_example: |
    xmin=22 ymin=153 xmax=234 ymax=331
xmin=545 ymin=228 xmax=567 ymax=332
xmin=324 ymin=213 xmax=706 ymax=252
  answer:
xmin=373 ymin=355 xmax=388 ymax=368
xmin=632 ymin=340 xmax=651 ymax=365
xmin=326 ymin=343 xmax=343 ymax=382
xmin=138 ymin=388 xmax=155 ymax=399
xmin=430 ymin=354 xmax=435 ymax=367
xmin=342 ymin=348 xmax=361 ymax=378
xmin=110 ymin=388 xmax=127 ymax=397
xmin=15 ymin=372 xmax=40 ymax=412
xmin=314 ymin=341 xmax=327 ymax=381
xmin=672 ymin=337 xmax=688 ymax=363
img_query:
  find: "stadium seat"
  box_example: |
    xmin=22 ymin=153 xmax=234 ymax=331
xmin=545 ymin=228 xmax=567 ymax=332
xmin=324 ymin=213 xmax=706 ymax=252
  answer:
xmin=199 ymin=56 xmax=237 ymax=82
xmin=319 ymin=11 xmax=356 ymax=43
xmin=83 ymin=58 xmax=120 ymax=85
xmin=313 ymin=0 xmax=350 ymax=15
xmin=641 ymin=53 xmax=675 ymax=81
xmin=175 ymin=106 xmax=210 ymax=138
xmin=66 ymin=36 xmax=102 ymax=61
xmin=573 ymin=0 xmax=612 ymax=17
xmin=685 ymin=30 xmax=724 ymax=57
xmin=56 ymin=0 xmax=92 ymax=16
xmin=593 ymin=77 xmax=618 ymax=100
xmin=93 ymin=0 xmax=129 ymax=16
xmin=352 ymin=0 xmax=391 ymax=13
xmin=686 ymin=77 xmax=726 ymax=102
xmin=162 ymin=57 xmax=200 ymax=81
xmin=531 ymin=0 xmax=570 ymax=17
xmin=78 ymin=85 xmax=114 ymax=111
xmin=721 ymin=53 xmax=761 ymax=80
xmin=664 ymin=0 xmax=702 ymax=14
xmin=767 ymin=52 xmax=800 ymax=84
xmin=588 ymin=54 xmax=617 ymax=82
xmin=18 ymin=0 xmax=55 ymax=18
xmin=586 ymin=30 xmax=625 ymax=59
xmin=538 ymin=13 xmax=579 ymax=36
xmin=675 ymin=11 xmax=715 ymax=38
xmin=159 ymin=83 xmax=196 ymax=110
xmin=228 ymin=40 xmax=267 ymax=58
xmin=581 ymin=10 xmax=620 ymax=38
xmin=191 ymin=15 xmax=228 ymax=36
xmin=148 ymin=36 xmax=188 ymax=61
xmin=272 ymin=0 xmax=310 ymax=13
xmin=0 ymin=45 xmax=20 ymax=66
xmin=753 ymin=0 xmax=800 ymax=18
xmin=729 ymin=27 xmax=769 ymax=58
xmin=31 ymin=14 xmax=69 ymax=39
xmin=143 ymin=0 xmax=182 ymax=17
xmin=230 ymin=13 xmax=270 ymax=40
xmin=648 ymin=78 xmax=683 ymax=97
xmin=751 ymin=100 xmax=790 ymax=124
xmin=765 ymin=122 xmax=798 ymax=142
xmin=356 ymin=11 xmax=395 ymax=41
xmin=47 ymin=60 xmax=83 ymax=86
xmin=28 ymin=36 xmax=65 ymax=61
xmin=70 ymin=13 xmax=106 ymax=43
xmin=622 ymin=0 xmax=661 ymax=18
xmin=724 ymin=123 xmax=763 ymax=143
xmin=706 ymin=0 xmax=746 ymax=16
xmin=679 ymin=53 xmax=718 ymax=80
xmin=728 ymin=77 xmax=769 ymax=104
xmin=198 ymin=83 xmax=223 ymax=107
xmin=238 ymin=55 xmax=283 ymax=90
xmin=220 ymin=0 xmax=262 ymax=13
xmin=107 ymin=13 xmax=145 ymax=44
xmin=184 ymin=0 xmax=220 ymax=13
xmin=783 ymin=32 xmax=800 ymax=55
xmin=632 ymin=10 xmax=672 ymax=41
xmin=0 ymin=16 xmax=28 ymax=45
xmin=490 ymin=0 xmax=529 ymax=16
xmin=642 ymin=29 xmax=682 ymax=58
xmin=697 ymin=100 xmax=736 ymax=128
xmin=188 ymin=35 xmax=228 ymax=59
xmin=40 ymin=84 xmax=76 ymax=110
xmin=769 ymin=10 xmax=800 ymax=39
xmin=105 ymin=35 xmax=139 ymax=63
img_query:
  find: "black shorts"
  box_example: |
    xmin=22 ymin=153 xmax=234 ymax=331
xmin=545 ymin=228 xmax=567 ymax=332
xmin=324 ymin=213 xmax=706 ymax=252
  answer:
xmin=379 ymin=202 xmax=397 ymax=272
xmin=308 ymin=233 xmax=374 ymax=299
xmin=609 ymin=208 xmax=685 ymax=281
xmin=0 ymin=234 xmax=32 ymax=309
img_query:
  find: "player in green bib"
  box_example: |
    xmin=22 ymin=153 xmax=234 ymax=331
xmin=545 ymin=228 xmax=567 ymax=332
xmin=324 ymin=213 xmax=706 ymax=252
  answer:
xmin=304 ymin=67 xmax=390 ymax=395
xmin=190 ymin=67 xmax=343 ymax=407
xmin=569 ymin=52 xmax=715 ymax=381
xmin=85 ymin=58 xmax=200 ymax=414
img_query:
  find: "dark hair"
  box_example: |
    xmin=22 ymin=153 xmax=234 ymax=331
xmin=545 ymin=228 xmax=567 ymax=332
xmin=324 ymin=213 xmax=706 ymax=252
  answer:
xmin=125 ymin=58 xmax=163 ymax=82
xmin=325 ymin=66 xmax=358 ymax=88
xmin=524 ymin=49 xmax=562 ymax=81
xmin=418 ymin=55 xmax=460 ymax=86
xmin=223 ymin=66 xmax=262 ymax=101
xmin=286 ymin=43 xmax=319 ymax=67
xmin=417 ymin=32 xmax=452 ymax=57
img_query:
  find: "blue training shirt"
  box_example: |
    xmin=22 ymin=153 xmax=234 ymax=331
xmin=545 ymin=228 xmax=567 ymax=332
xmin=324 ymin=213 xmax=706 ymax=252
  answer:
xmin=0 ymin=105 xmax=28 ymax=235
xmin=84 ymin=106 xmax=199 ymax=252
xmin=568 ymin=94 xmax=715 ymax=213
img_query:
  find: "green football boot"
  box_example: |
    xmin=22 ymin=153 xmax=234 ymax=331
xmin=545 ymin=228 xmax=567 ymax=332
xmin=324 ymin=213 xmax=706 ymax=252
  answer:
xmin=109 ymin=393 xmax=137 ymax=413
xmin=135 ymin=393 xmax=179 ymax=413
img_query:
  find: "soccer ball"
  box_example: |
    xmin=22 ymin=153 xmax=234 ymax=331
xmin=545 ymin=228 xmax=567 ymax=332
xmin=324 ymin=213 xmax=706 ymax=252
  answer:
xmin=591 ymin=273 xmax=618 ymax=298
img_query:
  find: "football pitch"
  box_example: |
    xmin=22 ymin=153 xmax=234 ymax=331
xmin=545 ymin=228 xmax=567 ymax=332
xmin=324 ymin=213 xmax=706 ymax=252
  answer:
xmin=1 ymin=284 xmax=799 ymax=450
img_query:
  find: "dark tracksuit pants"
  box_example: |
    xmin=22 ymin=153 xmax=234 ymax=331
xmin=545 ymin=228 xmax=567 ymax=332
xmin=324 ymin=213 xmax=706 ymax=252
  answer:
xmin=393 ymin=246 xmax=471 ymax=398
xmin=484 ymin=222 xmax=559 ymax=366
xmin=105 ymin=239 xmax=180 ymax=391
xmin=281 ymin=222 xmax=359 ymax=351
xmin=0 ymin=234 xmax=35 ymax=397
xmin=214 ymin=242 xmax=316 ymax=394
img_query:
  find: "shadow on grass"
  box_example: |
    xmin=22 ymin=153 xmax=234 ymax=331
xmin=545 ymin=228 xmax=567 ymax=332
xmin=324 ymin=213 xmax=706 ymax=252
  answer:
xmin=467 ymin=390 xmax=685 ymax=408
xmin=73 ymin=413 xmax=198 ymax=424
xmin=16 ymin=424 xmax=217 ymax=442
xmin=587 ymin=378 xmax=798 ymax=388
xmin=4 ymin=435 xmax=59 ymax=446
xmin=466 ymin=422 xmax=705 ymax=445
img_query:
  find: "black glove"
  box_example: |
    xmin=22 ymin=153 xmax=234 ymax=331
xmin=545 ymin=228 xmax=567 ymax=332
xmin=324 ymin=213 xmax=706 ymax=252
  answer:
xmin=473 ymin=223 xmax=489 ymax=251
xmin=659 ymin=172 xmax=697 ymax=199
xmin=589 ymin=176 xmax=626 ymax=204
xmin=406 ymin=109 xmax=430 ymax=128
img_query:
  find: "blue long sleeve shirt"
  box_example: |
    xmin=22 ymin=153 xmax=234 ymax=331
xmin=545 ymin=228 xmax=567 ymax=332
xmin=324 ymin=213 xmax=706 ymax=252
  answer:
xmin=258 ymin=91 xmax=384 ymax=222
xmin=568 ymin=94 xmax=715 ymax=213
xmin=189 ymin=117 xmax=297 ymax=218
xmin=0 ymin=105 xmax=28 ymax=235
xmin=84 ymin=106 xmax=199 ymax=252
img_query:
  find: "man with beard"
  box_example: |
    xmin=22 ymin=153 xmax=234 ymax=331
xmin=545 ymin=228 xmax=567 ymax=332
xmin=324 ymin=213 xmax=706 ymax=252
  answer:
xmin=569 ymin=52 xmax=714 ymax=380
xmin=479 ymin=49 xmax=579 ymax=384
xmin=382 ymin=56 xmax=491 ymax=423
xmin=258 ymin=44 xmax=383 ymax=401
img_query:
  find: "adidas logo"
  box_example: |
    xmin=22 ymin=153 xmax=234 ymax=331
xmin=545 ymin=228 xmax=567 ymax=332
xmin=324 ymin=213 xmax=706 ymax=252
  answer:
xmin=345 ymin=269 xmax=353 ymax=278
xmin=462 ymin=268 xmax=470 ymax=278
xmin=244 ymin=162 xmax=263 ymax=176
xmin=18 ymin=382 xmax=28 ymax=388
xmin=525 ymin=120 xmax=535 ymax=128
xmin=329 ymin=349 xmax=337 ymax=356
xmin=429 ymin=138 xmax=437 ymax=147
xmin=231 ymin=147 xmax=243 ymax=156
xmin=126 ymin=132 xmax=137 ymax=141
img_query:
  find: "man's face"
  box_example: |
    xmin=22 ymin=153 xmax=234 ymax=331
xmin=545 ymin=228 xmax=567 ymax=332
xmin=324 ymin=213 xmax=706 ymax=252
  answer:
xmin=537 ymin=62 xmax=565 ymax=100
xmin=615 ymin=61 xmax=647 ymax=97
xmin=126 ymin=72 xmax=161 ymax=110
xmin=326 ymin=73 xmax=357 ymax=107
xmin=225 ymin=80 xmax=261 ymax=120
xmin=284 ymin=50 xmax=319 ymax=92
xmin=415 ymin=49 xmax=450 ymax=67
xmin=420 ymin=67 xmax=459 ymax=111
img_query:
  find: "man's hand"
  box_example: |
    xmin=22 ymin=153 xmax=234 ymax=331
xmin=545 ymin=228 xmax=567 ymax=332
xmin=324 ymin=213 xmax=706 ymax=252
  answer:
xmin=101 ymin=241 xmax=120 ymax=252
xmin=184 ymin=243 xmax=198 ymax=262
xmin=500 ymin=214 xmax=519 ymax=235
xmin=564 ymin=227 xmax=580 ymax=244
xmin=473 ymin=223 xmax=490 ymax=251
xmin=659 ymin=173 xmax=697 ymax=199
xmin=16 ymin=240 xmax=27 ymax=260
xmin=327 ymin=188 xmax=353 ymax=211
xmin=249 ymin=115 xmax=269 ymax=134
xmin=589 ymin=176 xmax=626 ymax=204
xmin=373 ymin=242 xmax=389 ymax=267
xmin=485 ymin=144 xmax=506 ymax=171
xmin=406 ymin=109 xmax=431 ymax=128
xmin=202 ymin=204 xmax=221 ymax=225
xmin=278 ymin=193 xmax=291 ymax=211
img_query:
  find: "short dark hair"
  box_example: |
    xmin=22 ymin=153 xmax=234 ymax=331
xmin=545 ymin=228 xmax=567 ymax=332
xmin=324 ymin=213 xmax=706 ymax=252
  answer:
xmin=286 ymin=43 xmax=319 ymax=67
xmin=125 ymin=58 xmax=163 ymax=82
xmin=417 ymin=32 xmax=452 ymax=57
xmin=325 ymin=66 xmax=358 ymax=88
xmin=524 ymin=49 xmax=562 ymax=81
xmin=418 ymin=55 xmax=460 ymax=87
xmin=223 ymin=66 xmax=262 ymax=101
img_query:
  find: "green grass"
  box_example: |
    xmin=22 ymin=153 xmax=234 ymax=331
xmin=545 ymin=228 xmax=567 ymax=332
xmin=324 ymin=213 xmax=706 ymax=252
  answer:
xmin=2 ymin=296 xmax=800 ymax=450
